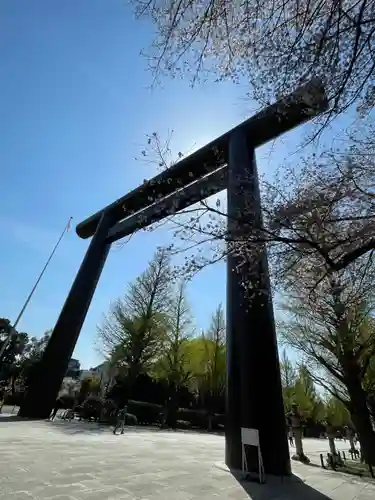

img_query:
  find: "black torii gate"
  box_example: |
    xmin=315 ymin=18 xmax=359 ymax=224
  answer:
xmin=19 ymin=79 xmax=328 ymax=475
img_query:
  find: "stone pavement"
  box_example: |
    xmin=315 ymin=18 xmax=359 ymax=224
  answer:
xmin=1 ymin=411 xmax=375 ymax=500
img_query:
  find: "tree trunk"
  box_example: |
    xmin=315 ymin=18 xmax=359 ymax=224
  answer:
xmin=165 ymin=384 xmax=178 ymax=429
xmin=294 ymin=429 xmax=304 ymax=458
xmin=11 ymin=377 xmax=16 ymax=395
xmin=208 ymin=413 xmax=213 ymax=432
xmin=368 ymin=399 xmax=375 ymax=430
xmin=346 ymin=378 xmax=375 ymax=465
xmin=328 ymin=437 xmax=337 ymax=456
xmin=348 ymin=436 xmax=356 ymax=452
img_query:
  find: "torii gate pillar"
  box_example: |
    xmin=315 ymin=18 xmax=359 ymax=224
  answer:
xmin=226 ymin=128 xmax=290 ymax=474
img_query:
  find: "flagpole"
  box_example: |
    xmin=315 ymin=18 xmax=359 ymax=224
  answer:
xmin=0 ymin=217 xmax=73 ymax=363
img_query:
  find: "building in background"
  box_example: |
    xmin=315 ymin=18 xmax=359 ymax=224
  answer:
xmin=59 ymin=360 xmax=119 ymax=399
xmin=88 ymin=362 xmax=118 ymax=396
xmin=66 ymin=358 xmax=81 ymax=378
xmin=58 ymin=358 xmax=81 ymax=398
xmin=59 ymin=376 xmax=80 ymax=398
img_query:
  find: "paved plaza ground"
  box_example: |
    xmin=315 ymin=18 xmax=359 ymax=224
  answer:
xmin=1 ymin=407 xmax=375 ymax=500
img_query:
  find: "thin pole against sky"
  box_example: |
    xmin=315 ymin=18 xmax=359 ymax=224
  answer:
xmin=0 ymin=217 xmax=73 ymax=363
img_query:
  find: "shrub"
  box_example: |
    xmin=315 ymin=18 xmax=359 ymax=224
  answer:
xmin=125 ymin=413 xmax=138 ymax=426
xmin=58 ymin=395 xmax=76 ymax=409
xmin=75 ymin=405 xmax=84 ymax=419
xmin=103 ymin=398 xmax=117 ymax=412
xmin=98 ymin=399 xmax=118 ymax=423
xmin=176 ymin=420 xmax=191 ymax=430
xmin=82 ymin=396 xmax=104 ymax=420
xmin=4 ymin=392 xmax=24 ymax=406
xmin=127 ymin=400 xmax=163 ymax=425
xmin=176 ymin=408 xmax=209 ymax=429
xmin=212 ymin=413 xmax=225 ymax=430
xmin=172 ymin=409 xmax=225 ymax=431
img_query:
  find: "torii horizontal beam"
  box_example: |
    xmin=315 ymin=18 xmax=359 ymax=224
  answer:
xmin=106 ymin=166 xmax=227 ymax=243
xmin=76 ymin=78 xmax=327 ymax=240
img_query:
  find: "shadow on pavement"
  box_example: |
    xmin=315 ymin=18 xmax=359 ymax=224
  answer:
xmin=49 ymin=419 xmax=217 ymax=437
xmin=48 ymin=419 xmax=111 ymax=435
xmin=49 ymin=419 xmax=161 ymax=436
xmin=233 ymin=473 xmax=332 ymax=500
xmin=0 ymin=414 xmax=42 ymax=423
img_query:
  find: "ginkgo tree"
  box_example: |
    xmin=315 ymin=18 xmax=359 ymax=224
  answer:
xmin=324 ymin=396 xmax=351 ymax=428
xmin=97 ymin=248 xmax=173 ymax=398
xmin=192 ymin=304 xmax=226 ymax=424
xmin=152 ymin=280 xmax=194 ymax=425
xmin=280 ymin=351 xmax=325 ymax=422
xmin=279 ymin=254 xmax=375 ymax=465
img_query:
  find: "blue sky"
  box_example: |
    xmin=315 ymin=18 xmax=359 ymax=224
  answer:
xmin=0 ymin=1 xmax=345 ymax=369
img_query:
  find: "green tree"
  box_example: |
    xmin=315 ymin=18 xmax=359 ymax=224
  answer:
xmin=324 ymin=396 xmax=351 ymax=428
xmin=18 ymin=332 xmax=51 ymax=387
xmin=79 ymin=376 xmax=101 ymax=400
xmin=0 ymin=318 xmax=28 ymax=382
xmin=280 ymin=350 xmax=297 ymax=412
xmin=21 ymin=332 xmax=51 ymax=362
xmin=98 ymin=249 xmax=173 ymax=396
xmin=279 ymin=264 xmax=375 ymax=464
xmin=153 ymin=281 xmax=194 ymax=426
xmin=60 ymin=378 xmax=80 ymax=398
xmin=293 ymin=365 xmax=324 ymax=423
xmin=365 ymin=353 xmax=375 ymax=420
xmin=193 ymin=304 xmax=226 ymax=423
xmin=281 ymin=353 xmax=324 ymax=422
xmin=0 ymin=324 xmax=51 ymax=393
xmin=108 ymin=315 xmax=168 ymax=389
xmin=153 ymin=281 xmax=193 ymax=391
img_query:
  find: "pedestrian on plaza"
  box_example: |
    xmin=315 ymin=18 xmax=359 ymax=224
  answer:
xmin=50 ymin=398 xmax=61 ymax=421
xmin=113 ymin=404 xmax=127 ymax=435
xmin=288 ymin=428 xmax=294 ymax=446
xmin=0 ymin=388 xmax=4 ymax=414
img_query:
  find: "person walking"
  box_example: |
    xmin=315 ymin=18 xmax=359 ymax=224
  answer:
xmin=288 ymin=428 xmax=294 ymax=446
xmin=0 ymin=388 xmax=4 ymax=414
xmin=50 ymin=398 xmax=61 ymax=421
xmin=113 ymin=405 xmax=127 ymax=435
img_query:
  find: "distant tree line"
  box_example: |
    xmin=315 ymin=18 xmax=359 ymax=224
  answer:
xmin=95 ymin=249 xmax=362 ymax=438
